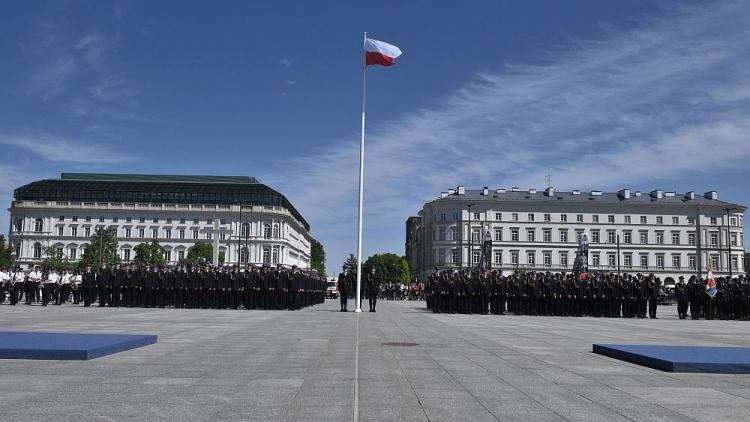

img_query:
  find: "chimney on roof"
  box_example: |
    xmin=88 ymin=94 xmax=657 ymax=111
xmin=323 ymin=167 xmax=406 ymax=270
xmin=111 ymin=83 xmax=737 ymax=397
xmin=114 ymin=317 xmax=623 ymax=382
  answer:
xmin=651 ymin=189 xmax=663 ymax=199
xmin=635 ymin=191 xmax=642 ymax=197
xmin=529 ymin=188 xmax=537 ymax=194
xmin=440 ymin=192 xmax=448 ymax=199
xmin=496 ymin=188 xmax=506 ymax=194
xmin=511 ymin=187 xmax=519 ymax=192
xmin=544 ymin=187 xmax=555 ymax=196
xmin=447 ymin=189 xmax=455 ymax=195
xmin=618 ymin=189 xmax=631 ymax=199
xmin=704 ymin=191 xmax=717 ymax=200
xmin=457 ymin=186 xmax=465 ymax=195
xmin=572 ymin=190 xmax=581 ymax=195
xmin=482 ymin=186 xmax=489 ymax=196
xmin=591 ymin=190 xmax=602 ymax=196
xmin=686 ymin=191 xmax=695 ymax=200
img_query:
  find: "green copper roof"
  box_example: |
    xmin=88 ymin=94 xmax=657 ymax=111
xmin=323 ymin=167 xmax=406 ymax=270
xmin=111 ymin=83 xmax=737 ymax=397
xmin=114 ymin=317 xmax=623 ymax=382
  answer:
xmin=61 ymin=173 xmax=258 ymax=184
xmin=15 ymin=173 xmax=308 ymax=231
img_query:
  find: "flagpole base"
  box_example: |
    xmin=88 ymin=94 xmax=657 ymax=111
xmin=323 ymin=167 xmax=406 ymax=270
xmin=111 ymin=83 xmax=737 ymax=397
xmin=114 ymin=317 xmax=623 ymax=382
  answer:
xmin=354 ymin=308 xmax=362 ymax=313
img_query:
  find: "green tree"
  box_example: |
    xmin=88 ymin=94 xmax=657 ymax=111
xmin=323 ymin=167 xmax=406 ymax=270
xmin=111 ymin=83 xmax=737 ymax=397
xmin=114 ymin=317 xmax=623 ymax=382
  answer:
xmin=310 ymin=239 xmax=326 ymax=276
xmin=364 ymin=253 xmax=410 ymax=285
xmin=133 ymin=240 xmax=166 ymax=267
xmin=398 ymin=255 xmax=410 ymax=284
xmin=0 ymin=234 xmax=14 ymax=268
xmin=41 ymin=245 xmax=75 ymax=272
xmin=79 ymin=227 xmax=120 ymax=268
xmin=218 ymin=251 xmax=225 ymax=265
xmin=180 ymin=241 xmax=213 ymax=266
xmin=343 ymin=253 xmax=358 ymax=274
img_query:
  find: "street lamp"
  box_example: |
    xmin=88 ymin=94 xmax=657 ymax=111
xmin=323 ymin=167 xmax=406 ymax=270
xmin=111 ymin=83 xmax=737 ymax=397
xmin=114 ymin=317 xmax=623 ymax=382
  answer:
xmin=466 ymin=203 xmax=475 ymax=269
xmin=723 ymin=207 xmax=740 ymax=280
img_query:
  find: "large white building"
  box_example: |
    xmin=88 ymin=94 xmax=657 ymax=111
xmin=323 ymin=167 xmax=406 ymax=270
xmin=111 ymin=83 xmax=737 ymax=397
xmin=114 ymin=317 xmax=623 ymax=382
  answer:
xmin=406 ymin=186 xmax=746 ymax=284
xmin=8 ymin=173 xmax=313 ymax=269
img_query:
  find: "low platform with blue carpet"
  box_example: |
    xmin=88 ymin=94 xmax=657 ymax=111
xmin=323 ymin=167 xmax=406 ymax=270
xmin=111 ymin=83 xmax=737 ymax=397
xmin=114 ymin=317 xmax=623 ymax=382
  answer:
xmin=593 ymin=344 xmax=750 ymax=374
xmin=0 ymin=332 xmax=157 ymax=360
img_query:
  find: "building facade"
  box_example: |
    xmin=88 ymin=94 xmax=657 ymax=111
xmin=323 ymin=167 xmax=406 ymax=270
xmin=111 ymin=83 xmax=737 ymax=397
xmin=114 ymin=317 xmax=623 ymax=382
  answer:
xmin=8 ymin=173 xmax=313 ymax=269
xmin=406 ymin=186 xmax=746 ymax=284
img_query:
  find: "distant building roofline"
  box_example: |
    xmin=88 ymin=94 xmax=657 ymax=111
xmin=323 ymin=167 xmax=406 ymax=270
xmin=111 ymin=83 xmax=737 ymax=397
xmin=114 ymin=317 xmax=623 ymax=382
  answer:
xmin=61 ymin=173 xmax=258 ymax=184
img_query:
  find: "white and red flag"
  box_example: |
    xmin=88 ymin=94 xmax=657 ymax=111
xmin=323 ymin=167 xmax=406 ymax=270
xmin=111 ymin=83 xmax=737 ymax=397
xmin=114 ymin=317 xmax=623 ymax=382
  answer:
xmin=365 ymin=38 xmax=402 ymax=66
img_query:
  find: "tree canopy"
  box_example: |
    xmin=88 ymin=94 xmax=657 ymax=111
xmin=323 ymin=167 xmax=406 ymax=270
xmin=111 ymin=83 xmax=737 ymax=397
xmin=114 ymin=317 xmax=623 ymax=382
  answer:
xmin=41 ymin=245 xmax=76 ymax=272
xmin=310 ymin=239 xmax=326 ymax=277
xmin=343 ymin=253 xmax=358 ymax=274
xmin=0 ymin=235 xmax=15 ymax=268
xmin=133 ymin=240 xmax=166 ymax=267
xmin=180 ymin=241 xmax=213 ymax=266
xmin=363 ymin=253 xmax=410 ymax=285
xmin=79 ymin=227 xmax=120 ymax=268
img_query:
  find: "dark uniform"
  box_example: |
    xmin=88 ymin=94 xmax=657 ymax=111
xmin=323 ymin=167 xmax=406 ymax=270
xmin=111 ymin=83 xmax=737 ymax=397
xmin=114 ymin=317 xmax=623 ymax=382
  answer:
xmin=337 ymin=267 xmax=351 ymax=312
xmin=675 ymin=277 xmax=688 ymax=319
xmin=82 ymin=267 xmax=97 ymax=307
xmin=97 ymin=265 xmax=112 ymax=307
xmin=366 ymin=269 xmax=380 ymax=312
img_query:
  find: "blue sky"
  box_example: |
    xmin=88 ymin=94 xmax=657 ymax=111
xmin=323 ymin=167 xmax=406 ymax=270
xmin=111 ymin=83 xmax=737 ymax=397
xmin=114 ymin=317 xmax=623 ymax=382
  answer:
xmin=2 ymin=0 xmax=749 ymax=273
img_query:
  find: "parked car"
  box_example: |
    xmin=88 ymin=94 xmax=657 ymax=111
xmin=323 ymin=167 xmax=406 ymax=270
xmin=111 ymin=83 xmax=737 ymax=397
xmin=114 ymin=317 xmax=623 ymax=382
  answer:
xmin=326 ymin=281 xmax=339 ymax=299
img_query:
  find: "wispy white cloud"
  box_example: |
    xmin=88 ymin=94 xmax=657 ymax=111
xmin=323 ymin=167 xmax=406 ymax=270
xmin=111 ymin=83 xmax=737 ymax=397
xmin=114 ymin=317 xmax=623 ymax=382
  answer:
xmin=74 ymin=30 xmax=117 ymax=68
xmin=28 ymin=54 xmax=76 ymax=100
xmin=280 ymin=58 xmax=295 ymax=67
xmin=276 ymin=1 xmax=750 ymax=267
xmin=0 ymin=134 xmax=135 ymax=164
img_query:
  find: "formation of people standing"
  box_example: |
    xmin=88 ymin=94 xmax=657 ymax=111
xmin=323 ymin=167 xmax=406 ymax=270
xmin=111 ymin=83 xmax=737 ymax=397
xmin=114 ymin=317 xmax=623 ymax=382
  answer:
xmin=0 ymin=263 xmax=326 ymax=310
xmin=336 ymin=266 xmax=382 ymax=312
xmin=424 ymin=270 xmax=750 ymax=320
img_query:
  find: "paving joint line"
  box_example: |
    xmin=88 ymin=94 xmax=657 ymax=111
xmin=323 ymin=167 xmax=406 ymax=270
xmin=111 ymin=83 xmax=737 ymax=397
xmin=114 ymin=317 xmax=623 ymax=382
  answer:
xmin=353 ymin=311 xmax=360 ymax=422
xmin=373 ymin=309 xmax=431 ymax=422
xmin=398 ymin=302 xmax=698 ymax=422
xmin=382 ymin=306 xmax=501 ymax=422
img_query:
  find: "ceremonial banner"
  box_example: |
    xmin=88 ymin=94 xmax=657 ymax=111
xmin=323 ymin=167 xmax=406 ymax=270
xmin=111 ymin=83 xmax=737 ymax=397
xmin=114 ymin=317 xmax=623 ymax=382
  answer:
xmin=706 ymin=270 xmax=717 ymax=298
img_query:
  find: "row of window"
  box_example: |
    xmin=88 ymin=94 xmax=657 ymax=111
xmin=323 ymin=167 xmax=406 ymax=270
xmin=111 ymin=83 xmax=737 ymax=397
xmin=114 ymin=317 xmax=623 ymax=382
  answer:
xmin=437 ymin=227 xmax=741 ymax=247
xmin=55 ymin=216 xmax=225 ymax=224
xmin=19 ymin=219 xmax=282 ymax=239
xmin=437 ymin=211 xmax=739 ymax=226
xmin=27 ymin=243 xmax=282 ymax=265
xmin=444 ymin=249 xmax=740 ymax=271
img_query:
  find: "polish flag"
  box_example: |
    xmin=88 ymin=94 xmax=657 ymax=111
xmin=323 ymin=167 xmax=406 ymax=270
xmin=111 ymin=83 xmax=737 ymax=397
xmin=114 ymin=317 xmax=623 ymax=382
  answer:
xmin=365 ymin=38 xmax=402 ymax=66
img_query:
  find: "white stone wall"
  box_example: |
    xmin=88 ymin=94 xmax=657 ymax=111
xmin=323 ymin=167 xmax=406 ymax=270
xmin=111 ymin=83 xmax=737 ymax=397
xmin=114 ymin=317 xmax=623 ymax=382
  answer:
xmin=413 ymin=191 xmax=745 ymax=283
xmin=8 ymin=201 xmax=312 ymax=269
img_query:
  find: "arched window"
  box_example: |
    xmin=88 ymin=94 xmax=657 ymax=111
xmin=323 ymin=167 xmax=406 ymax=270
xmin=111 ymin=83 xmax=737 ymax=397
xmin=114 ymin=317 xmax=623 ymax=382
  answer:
xmin=262 ymin=247 xmax=271 ymax=264
xmin=272 ymin=246 xmax=279 ymax=264
xmin=34 ymin=218 xmax=43 ymax=233
xmin=15 ymin=218 xmax=23 ymax=233
xmin=273 ymin=224 xmax=280 ymax=238
xmin=241 ymin=223 xmax=250 ymax=238
xmin=33 ymin=242 xmax=42 ymax=259
xmin=263 ymin=224 xmax=271 ymax=239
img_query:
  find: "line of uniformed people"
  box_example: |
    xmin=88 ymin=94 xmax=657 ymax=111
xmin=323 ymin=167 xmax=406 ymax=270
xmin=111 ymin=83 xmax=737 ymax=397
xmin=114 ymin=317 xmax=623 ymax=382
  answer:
xmin=675 ymin=275 xmax=750 ymax=320
xmin=425 ymin=270 xmax=750 ymax=319
xmin=0 ymin=263 xmax=326 ymax=310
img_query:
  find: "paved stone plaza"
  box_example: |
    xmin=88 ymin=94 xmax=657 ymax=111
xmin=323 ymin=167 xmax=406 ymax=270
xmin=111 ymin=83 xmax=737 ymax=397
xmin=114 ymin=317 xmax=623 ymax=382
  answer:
xmin=1 ymin=300 xmax=749 ymax=421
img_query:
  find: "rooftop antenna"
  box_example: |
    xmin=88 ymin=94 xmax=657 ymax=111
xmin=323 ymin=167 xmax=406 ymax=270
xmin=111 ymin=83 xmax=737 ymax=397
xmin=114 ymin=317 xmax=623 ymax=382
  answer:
xmin=546 ymin=171 xmax=552 ymax=189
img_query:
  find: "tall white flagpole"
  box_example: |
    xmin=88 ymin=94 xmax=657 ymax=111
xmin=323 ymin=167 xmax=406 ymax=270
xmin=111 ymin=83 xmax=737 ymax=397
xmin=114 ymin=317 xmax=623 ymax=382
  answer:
xmin=355 ymin=32 xmax=367 ymax=313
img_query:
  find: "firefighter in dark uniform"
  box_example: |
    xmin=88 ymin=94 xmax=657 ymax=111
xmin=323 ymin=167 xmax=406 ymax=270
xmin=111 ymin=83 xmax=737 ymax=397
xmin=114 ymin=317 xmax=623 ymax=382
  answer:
xmin=366 ymin=268 xmax=380 ymax=312
xmin=337 ymin=266 xmax=351 ymax=312
xmin=675 ymin=276 xmax=688 ymax=319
